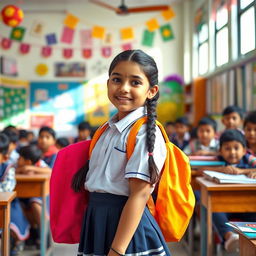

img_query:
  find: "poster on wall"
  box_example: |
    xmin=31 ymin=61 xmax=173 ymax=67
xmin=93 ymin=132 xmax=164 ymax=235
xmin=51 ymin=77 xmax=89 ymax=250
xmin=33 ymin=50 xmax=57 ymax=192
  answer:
xmin=30 ymin=81 xmax=85 ymax=134
xmin=54 ymin=62 xmax=86 ymax=77
xmin=0 ymin=56 xmax=18 ymax=77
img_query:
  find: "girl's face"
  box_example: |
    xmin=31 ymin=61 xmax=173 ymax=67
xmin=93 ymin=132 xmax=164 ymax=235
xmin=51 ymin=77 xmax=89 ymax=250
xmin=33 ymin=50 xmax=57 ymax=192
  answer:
xmin=107 ymin=61 xmax=158 ymax=120
xmin=197 ymin=124 xmax=215 ymax=146
xmin=244 ymin=122 xmax=256 ymax=145
xmin=38 ymin=131 xmax=55 ymax=152
xmin=220 ymin=140 xmax=246 ymax=164
xmin=222 ymin=112 xmax=242 ymax=129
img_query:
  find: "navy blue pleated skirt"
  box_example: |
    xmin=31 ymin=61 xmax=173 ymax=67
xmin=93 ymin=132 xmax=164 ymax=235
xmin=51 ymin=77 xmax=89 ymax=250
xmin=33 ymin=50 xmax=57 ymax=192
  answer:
xmin=77 ymin=192 xmax=171 ymax=256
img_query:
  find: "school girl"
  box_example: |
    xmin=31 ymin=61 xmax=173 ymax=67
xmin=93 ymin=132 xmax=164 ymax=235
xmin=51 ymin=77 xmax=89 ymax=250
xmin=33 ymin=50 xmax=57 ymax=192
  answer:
xmin=72 ymin=49 xmax=171 ymax=256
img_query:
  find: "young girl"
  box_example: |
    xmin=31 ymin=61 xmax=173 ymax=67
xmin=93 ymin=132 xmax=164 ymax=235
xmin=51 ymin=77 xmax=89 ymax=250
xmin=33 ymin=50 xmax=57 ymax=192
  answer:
xmin=72 ymin=50 xmax=171 ymax=256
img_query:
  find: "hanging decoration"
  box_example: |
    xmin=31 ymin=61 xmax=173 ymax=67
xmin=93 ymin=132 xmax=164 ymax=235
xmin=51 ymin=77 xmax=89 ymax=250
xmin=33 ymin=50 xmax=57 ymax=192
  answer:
xmin=35 ymin=63 xmax=49 ymax=76
xmin=45 ymin=33 xmax=57 ymax=45
xmin=92 ymin=26 xmax=105 ymax=39
xmin=142 ymin=30 xmax=155 ymax=47
xmin=10 ymin=26 xmax=26 ymax=41
xmin=61 ymin=26 xmax=75 ymax=44
xmin=120 ymin=27 xmax=134 ymax=40
xmin=146 ymin=18 xmax=159 ymax=32
xmin=1 ymin=38 xmax=12 ymax=49
xmin=80 ymin=29 xmax=92 ymax=47
xmin=41 ymin=46 xmax=52 ymax=58
xmin=101 ymin=47 xmax=112 ymax=58
xmin=64 ymin=13 xmax=79 ymax=30
xmin=160 ymin=24 xmax=174 ymax=41
xmin=105 ymin=33 xmax=113 ymax=44
xmin=122 ymin=43 xmax=132 ymax=51
xmin=161 ymin=7 xmax=175 ymax=21
xmin=30 ymin=21 xmax=44 ymax=37
xmin=63 ymin=48 xmax=73 ymax=59
xmin=1 ymin=5 xmax=24 ymax=27
xmin=82 ymin=48 xmax=92 ymax=59
xmin=19 ymin=43 xmax=31 ymax=54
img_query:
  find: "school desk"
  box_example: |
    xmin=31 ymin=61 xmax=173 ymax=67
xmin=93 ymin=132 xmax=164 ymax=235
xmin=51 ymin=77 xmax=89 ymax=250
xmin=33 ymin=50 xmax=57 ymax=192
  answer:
xmin=0 ymin=191 xmax=16 ymax=256
xmin=15 ymin=174 xmax=52 ymax=256
xmin=196 ymin=177 xmax=256 ymax=256
xmin=239 ymin=232 xmax=256 ymax=256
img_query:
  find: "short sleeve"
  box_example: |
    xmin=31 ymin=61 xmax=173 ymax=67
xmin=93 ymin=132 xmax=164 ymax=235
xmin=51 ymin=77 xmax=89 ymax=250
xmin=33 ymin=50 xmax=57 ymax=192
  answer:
xmin=125 ymin=125 xmax=167 ymax=183
xmin=0 ymin=166 xmax=16 ymax=192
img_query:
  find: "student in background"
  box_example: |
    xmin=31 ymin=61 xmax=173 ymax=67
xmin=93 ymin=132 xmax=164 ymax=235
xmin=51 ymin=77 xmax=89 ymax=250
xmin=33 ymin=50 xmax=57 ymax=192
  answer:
xmin=164 ymin=121 xmax=175 ymax=140
xmin=74 ymin=121 xmax=92 ymax=143
xmin=200 ymin=129 xmax=256 ymax=252
xmin=37 ymin=126 xmax=58 ymax=168
xmin=17 ymin=129 xmax=30 ymax=150
xmin=221 ymin=105 xmax=244 ymax=130
xmin=171 ymin=116 xmax=190 ymax=150
xmin=27 ymin=130 xmax=36 ymax=144
xmin=0 ymin=133 xmax=30 ymax=255
xmin=56 ymin=137 xmax=70 ymax=150
xmin=244 ymin=110 xmax=256 ymax=156
xmin=183 ymin=116 xmax=219 ymax=156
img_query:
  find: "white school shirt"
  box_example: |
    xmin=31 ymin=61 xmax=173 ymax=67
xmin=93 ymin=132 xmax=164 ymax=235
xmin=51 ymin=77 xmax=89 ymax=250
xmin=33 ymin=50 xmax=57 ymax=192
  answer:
xmin=85 ymin=107 xmax=167 ymax=196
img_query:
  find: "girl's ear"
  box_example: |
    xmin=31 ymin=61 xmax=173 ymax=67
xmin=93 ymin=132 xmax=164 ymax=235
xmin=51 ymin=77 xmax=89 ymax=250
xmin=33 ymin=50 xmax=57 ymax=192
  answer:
xmin=147 ymin=85 xmax=159 ymax=99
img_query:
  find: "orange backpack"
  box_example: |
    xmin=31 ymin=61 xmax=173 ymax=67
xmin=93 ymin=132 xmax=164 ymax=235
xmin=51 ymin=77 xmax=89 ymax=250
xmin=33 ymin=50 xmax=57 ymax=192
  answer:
xmin=89 ymin=117 xmax=195 ymax=242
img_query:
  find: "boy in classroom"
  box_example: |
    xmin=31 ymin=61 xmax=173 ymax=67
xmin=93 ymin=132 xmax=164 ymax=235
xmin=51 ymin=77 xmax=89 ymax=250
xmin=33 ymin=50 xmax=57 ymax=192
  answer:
xmin=73 ymin=121 xmax=92 ymax=143
xmin=244 ymin=110 xmax=256 ymax=156
xmin=56 ymin=137 xmax=70 ymax=150
xmin=164 ymin=121 xmax=175 ymax=140
xmin=183 ymin=116 xmax=219 ymax=156
xmin=171 ymin=116 xmax=190 ymax=150
xmin=0 ymin=133 xmax=30 ymax=255
xmin=200 ymin=129 xmax=256 ymax=252
xmin=71 ymin=49 xmax=172 ymax=255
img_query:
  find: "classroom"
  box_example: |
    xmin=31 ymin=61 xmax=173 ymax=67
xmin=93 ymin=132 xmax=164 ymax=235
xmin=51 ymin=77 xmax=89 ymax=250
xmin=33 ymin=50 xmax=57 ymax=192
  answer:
xmin=0 ymin=0 xmax=256 ymax=255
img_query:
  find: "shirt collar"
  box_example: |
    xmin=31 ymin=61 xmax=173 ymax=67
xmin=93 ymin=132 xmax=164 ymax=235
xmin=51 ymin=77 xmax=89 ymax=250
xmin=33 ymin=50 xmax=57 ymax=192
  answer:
xmin=108 ymin=106 xmax=146 ymax=133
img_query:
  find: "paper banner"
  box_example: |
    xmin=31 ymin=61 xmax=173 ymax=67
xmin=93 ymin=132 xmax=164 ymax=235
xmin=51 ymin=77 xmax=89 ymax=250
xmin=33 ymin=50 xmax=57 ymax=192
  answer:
xmin=64 ymin=13 xmax=79 ymax=29
xmin=30 ymin=21 xmax=44 ymax=37
xmin=161 ymin=7 xmax=175 ymax=21
xmin=63 ymin=48 xmax=73 ymax=59
xmin=10 ymin=27 xmax=26 ymax=41
xmin=19 ymin=43 xmax=31 ymax=54
xmin=92 ymin=26 xmax=105 ymax=39
xmin=122 ymin=43 xmax=132 ymax=51
xmin=142 ymin=30 xmax=155 ymax=47
xmin=1 ymin=38 xmax=12 ymax=49
xmin=46 ymin=33 xmax=57 ymax=45
xmin=160 ymin=24 xmax=174 ymax=41
xmin=61 ymin=26 xmax=75 ymax=44
xmin=120 ymin=27 xmax=134 ymax=40
xmin=41 ymin=46 xmax=52 ymax=58
xmin=82 ymin=48 xmax=92 ymax=59
xmin=80 ymin=29 xmax=92 ymax=47
xmin=146 ymin=18 xmax=159 ymax=32
xmin=105 ymin=33 xmax=113 ymax=44
xmin=101 ymin=47 xmax=112 ymax=58
xmin=35 ymin=63 xmax=48 ymax=76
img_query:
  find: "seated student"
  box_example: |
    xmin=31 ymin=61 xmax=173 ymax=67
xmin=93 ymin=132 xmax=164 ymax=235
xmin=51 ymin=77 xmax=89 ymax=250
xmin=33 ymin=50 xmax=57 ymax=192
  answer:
xmin=17 ymin=129 xmax=30 ymax=150
xmin=164 ymin=121 xmax=175 ymax=140
xmin=199 ymin=129 xmax=256 ymax=252
xmin=74 ymin=121 xmax=92 ymax=143
xmin=56 ymin=137 xmax=70 ymax=150
xmin=37 ymin=126 xmax=58 ymax=168
xmin=171 ymin=116 xmax=190 ymax=150
xmin=244 ymin=110 xmax=256 ymax=156
xmin=183 ymin=116 xmax=219 ymax=156
xmin=0 ymin=133 xmax=30 ymax=255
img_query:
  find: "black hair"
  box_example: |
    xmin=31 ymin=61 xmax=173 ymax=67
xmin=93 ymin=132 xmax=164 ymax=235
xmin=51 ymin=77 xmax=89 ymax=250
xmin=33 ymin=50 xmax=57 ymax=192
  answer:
xmin=219 ymin=129 xmax=246 ymax=148
xmin=175 ymin=116 xmax=189 ymax=126
xmin=56 ymin=137 xmax=70 ymax=148
xmin=222 ymin=105 xmax=244 ymax=119
xmin=72 ymin=49 xmax=160 ymax=192
xmin=0 ymin=133 xmax=10 ymax=155
xmin=19 ymin=129 xmax=28 ymax=139
xmin=198 ymin=116 xmax=217 ymax=132
xmin=165 ymin=121 xmax=174 ymax=126
xmin=39 ymin=126 xmax=56 ymax=139
xmin=78 ymin=121 xmax=91 ymax=131
xmin=2 ymin=129 xmax=19 ymax=143
xmin=18 ymin=145 xmax=42 ymax=164
xmin=244 ymin=110 xmax=256 ymax=128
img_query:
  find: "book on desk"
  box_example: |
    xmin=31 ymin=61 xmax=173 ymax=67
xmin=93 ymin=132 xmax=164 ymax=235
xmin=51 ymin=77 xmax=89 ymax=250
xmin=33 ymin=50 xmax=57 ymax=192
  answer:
xmin=203 ymin=170 xmax=256 ymax=184
xmin=226 ymin=221 xmax=256 ymax=239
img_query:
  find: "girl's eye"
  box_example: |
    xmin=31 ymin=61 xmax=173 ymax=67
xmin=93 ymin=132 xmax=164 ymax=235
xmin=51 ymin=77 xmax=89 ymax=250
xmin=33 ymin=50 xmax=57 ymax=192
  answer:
xmin=131 ymin=80 xmax=141 ymax=86
xmin=112 ymin=77 xmax=121 ymax=83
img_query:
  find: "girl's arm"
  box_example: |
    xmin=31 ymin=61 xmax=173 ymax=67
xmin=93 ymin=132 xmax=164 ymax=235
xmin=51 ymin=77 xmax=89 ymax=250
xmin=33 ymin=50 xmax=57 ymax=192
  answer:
xmin=109 ymin=178 xmax=152 ymax=255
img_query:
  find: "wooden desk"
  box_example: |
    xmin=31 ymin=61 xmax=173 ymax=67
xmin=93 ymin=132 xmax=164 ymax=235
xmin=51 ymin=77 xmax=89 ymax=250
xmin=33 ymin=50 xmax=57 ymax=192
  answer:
xmin=0 ymin=191 xmax=16 ymax=256
xmin=15 ymin=174 xmax=51 ymax=256
xmin=196 ymin=177 xmax=256 ymax=256
xmin=239 ymin=233 xmax=256 ymax=256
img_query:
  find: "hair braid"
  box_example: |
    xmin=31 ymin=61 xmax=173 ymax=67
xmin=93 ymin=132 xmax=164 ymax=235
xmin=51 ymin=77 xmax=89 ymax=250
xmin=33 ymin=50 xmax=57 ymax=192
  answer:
xmin=146 ymin=96 xmax=159 ymax=185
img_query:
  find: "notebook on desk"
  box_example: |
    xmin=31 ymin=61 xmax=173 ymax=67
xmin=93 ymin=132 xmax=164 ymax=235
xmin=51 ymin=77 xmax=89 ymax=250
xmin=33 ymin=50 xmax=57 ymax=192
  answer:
xmin=203 ymin=170 xmax=256 ymax=184
xmin=226 ymin=222 xmax=256 ymax=239
xmin=190 ymin=160 xmax=225 ymax=167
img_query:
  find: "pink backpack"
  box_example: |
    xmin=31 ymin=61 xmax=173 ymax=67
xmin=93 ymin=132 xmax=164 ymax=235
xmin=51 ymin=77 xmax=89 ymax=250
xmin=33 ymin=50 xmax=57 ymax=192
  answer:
xmin=50 ymin=140 xmax=90 ymax=243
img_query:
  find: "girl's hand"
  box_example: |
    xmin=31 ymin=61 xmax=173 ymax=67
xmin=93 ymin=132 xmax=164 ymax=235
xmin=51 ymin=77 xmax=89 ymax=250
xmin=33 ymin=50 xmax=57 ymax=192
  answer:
xmin=247 ymin=171 xmax=256 ymax=179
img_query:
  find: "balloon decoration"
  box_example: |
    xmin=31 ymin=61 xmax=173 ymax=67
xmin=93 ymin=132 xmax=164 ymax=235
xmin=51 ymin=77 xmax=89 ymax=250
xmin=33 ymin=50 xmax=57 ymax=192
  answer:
xmin=1 ymin=5 xmax=24 ymax=27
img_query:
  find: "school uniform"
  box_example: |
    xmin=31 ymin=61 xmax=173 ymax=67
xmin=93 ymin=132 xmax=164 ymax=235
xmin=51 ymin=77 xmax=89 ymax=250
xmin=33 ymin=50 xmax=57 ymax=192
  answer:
xmin=42 ymin=145 xmax=58 ymax=168
xmin=170 ymin=132 xmax=190 ymax=150
xmin=0 ymin=162 xmax=30 ymax=240
xmin=78 ymin=107 xmax=171 ymax=256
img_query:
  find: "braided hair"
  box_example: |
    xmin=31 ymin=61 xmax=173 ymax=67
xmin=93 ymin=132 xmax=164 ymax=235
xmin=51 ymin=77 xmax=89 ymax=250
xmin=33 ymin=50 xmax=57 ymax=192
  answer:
xmin=72 ymin=49 xmax=160 ymax=192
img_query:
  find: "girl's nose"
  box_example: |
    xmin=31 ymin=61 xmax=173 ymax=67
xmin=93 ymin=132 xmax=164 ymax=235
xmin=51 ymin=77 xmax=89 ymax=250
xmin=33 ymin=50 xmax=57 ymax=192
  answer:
xmin=119 ymin=81 xmax=129 ymax=93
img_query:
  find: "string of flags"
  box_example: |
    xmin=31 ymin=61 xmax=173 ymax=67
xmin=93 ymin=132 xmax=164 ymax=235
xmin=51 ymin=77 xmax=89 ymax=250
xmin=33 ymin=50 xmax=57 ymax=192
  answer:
xmin=1 ymin=7 xmax=176 ymax=59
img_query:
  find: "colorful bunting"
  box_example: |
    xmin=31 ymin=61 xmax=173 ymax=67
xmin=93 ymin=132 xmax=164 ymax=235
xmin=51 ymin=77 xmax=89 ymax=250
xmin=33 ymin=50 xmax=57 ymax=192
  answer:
xmin=10 ymin=26 xmax=26 ymax=41
xmin=92 ymin=26 xmax=105 ymax=39
xmin=122 ymin=43 xmax=132 ymax=51
xmin=46 ymin=33 xmax=57 ymax=45
xmin=82 ymin=48 xmax=92 ymax=59
xmin=161 ymin=7 xmax=175 ymax=21
xmin=80 ymin=29 xmax=92 ymax=47
xmin=30 ymin=21 xmax=44 ymax=37
xmin=142 ymin=30 xmax=155 ymax=47
xmin=41 ymin=46 xmax=52 ymax=58
xmin=19 ymin=43 xmax=30 ymax=54
xmin=61 ymin=26 xmax=75 ymax=44
xmin=64 ymin=13 xmax=79 ymax=29
xmin=1 ymin=38 xmax=12 ymax=49
xmin=105 ymin=33 xmax=113 ymax=44
xmin=101 ymin=47 xmax=112 ymax=58
xmin=63 ymin=48 xmax=73 ymax=59
xmin=120 ymin=27 xmax=134 ymax=40
xmin=160 ymin=24 xmax=174 ymax=41
xmin=146 ymin=18 xmax=159 ymax=32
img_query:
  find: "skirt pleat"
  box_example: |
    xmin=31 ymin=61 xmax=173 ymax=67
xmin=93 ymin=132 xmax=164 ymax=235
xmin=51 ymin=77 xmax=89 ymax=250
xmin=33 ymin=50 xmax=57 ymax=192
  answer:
xmin=77 ymin=192 xmax=171 ymax=256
